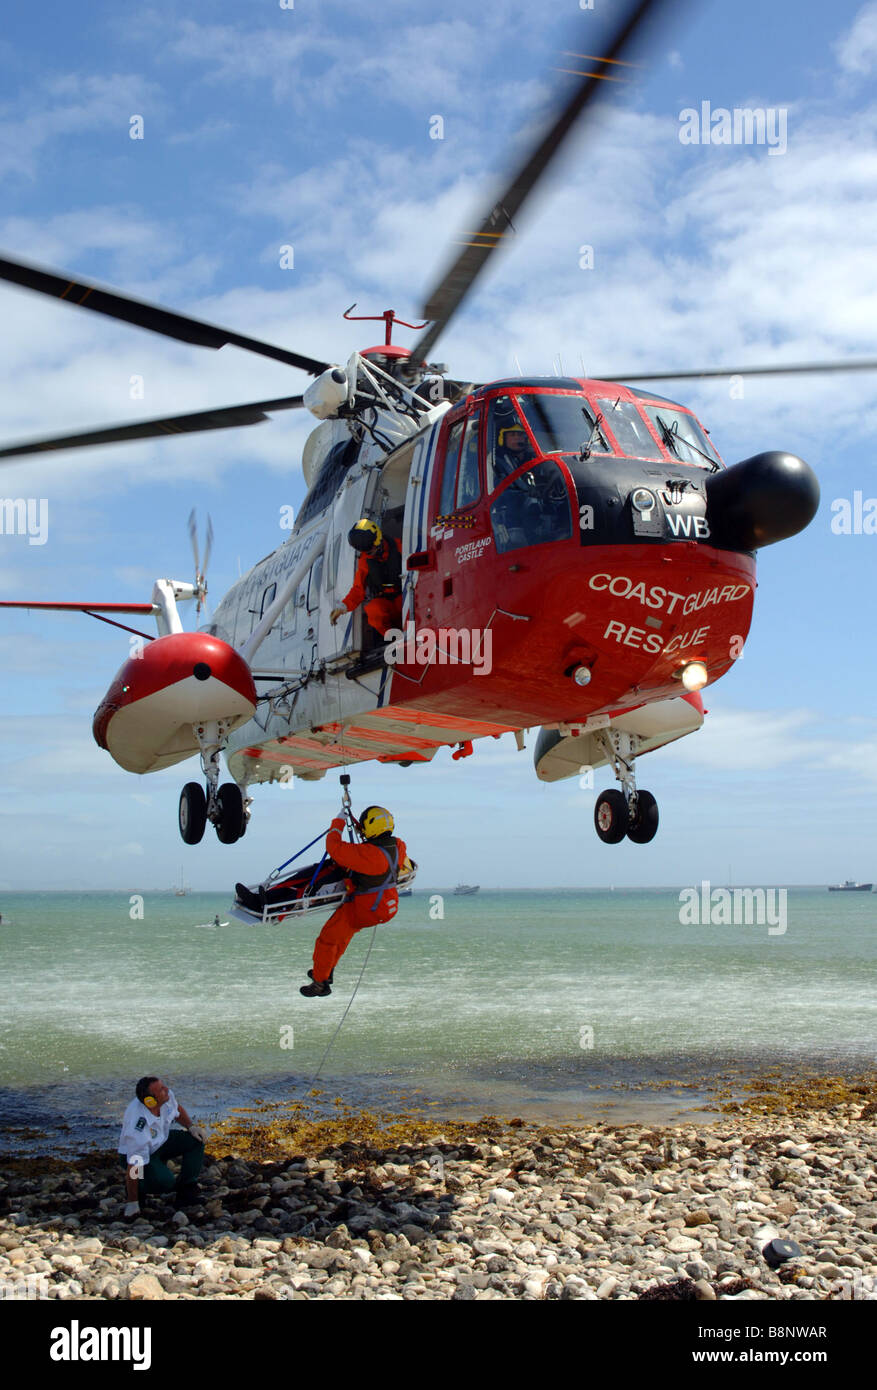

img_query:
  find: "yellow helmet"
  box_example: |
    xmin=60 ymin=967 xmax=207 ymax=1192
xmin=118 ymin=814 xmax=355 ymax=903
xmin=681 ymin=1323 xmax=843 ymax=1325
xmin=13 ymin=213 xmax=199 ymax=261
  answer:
xmin=360 ymin=805 xmax=394 ymax=838
xmin=499 ymin=425 xmax=527 ymax=445
xmin=348 ymin=518 xmax=382 ymax=552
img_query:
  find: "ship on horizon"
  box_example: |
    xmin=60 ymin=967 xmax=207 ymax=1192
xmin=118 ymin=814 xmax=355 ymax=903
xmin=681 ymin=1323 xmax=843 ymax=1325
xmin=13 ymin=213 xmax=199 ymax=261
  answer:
xmin=828 ymin=880 xmax=873 ymax=892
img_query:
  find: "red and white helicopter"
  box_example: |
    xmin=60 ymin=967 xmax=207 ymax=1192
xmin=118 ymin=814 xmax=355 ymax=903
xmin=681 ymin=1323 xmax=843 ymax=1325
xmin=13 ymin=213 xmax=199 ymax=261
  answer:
xmin=1 ymin=0 xmax=836 ymax=851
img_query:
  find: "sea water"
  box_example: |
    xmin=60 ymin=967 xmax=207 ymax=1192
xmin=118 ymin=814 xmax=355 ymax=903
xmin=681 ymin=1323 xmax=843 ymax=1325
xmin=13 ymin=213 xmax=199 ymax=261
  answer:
xmin=0 ymin=887 xmax=874 ymax=1152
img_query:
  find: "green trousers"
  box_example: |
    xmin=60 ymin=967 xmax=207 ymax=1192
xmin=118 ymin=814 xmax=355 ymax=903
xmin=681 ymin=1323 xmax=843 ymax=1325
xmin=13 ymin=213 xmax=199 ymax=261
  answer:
xmin=119 ymin=1128 xmax=204 ymax=1195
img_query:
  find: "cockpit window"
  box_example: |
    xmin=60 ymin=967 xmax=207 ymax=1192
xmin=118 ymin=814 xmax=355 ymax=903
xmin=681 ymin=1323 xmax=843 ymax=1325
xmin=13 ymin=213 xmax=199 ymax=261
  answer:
xmin=489 ymin=458 xmax=573 ymax=554
xmin=456 ymin=414 xmax=481 ymax=507
xmin=594 ymin=396 xmax=663 ymax=461
xmin=516 ymin=392 xmax=610 ymax=457
xmin=642 ymin=405 xmax=721 ymax=468
xmin=487 ymin=395 xmax=535 ymax=492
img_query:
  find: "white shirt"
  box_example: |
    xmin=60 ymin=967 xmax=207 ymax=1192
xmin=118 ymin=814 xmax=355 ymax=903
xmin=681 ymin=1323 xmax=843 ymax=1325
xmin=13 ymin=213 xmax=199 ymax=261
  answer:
xmin=118 ymin=1089 xmax=180 ymax=1163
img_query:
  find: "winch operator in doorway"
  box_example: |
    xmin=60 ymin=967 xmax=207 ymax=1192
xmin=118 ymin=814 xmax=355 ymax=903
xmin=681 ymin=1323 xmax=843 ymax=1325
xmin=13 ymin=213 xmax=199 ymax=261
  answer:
xmin=330 ymin=519 xmax=403 ymax=639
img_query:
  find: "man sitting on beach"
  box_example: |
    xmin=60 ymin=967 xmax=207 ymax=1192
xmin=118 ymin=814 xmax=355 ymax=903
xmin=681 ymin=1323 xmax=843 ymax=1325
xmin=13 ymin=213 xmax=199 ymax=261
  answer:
xmin=118 ymin=1076 xmax=207 ymax=1219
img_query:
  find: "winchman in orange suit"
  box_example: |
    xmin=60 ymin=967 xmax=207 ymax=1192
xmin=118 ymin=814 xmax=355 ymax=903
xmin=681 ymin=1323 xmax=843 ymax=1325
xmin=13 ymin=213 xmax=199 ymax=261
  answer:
xmin=329 ymin=519 xmax=403 ymax=639
xmin=299 ymin=805 xmax=408 ymax=997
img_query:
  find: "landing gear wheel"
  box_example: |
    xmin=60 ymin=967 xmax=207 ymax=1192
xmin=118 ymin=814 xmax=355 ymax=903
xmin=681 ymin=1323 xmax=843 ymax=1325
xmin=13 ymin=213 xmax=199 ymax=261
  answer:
xmin=216 ymin=783 xmax=246 ymax=844
xmin=594 ymin=789 xmax=629 ymax=844
xmin=179 ymin=783 xmax=207 ymax=845
xmin=627 ymin=790 xmax=659 ymax=844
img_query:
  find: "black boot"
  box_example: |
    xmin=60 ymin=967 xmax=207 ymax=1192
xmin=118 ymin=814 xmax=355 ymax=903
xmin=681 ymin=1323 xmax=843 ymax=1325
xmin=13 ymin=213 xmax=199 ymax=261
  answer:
xmin=309 ymin=968 xmax=334 ymax=985
xmin=300 ymin=980 xmax=331 ymax=997
xmin=235 ymin=883 xmax=265 ymax=913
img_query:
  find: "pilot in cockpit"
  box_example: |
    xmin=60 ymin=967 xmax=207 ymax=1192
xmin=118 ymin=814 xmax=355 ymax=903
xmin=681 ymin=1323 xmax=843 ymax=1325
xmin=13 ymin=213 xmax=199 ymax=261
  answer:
xmin=493 ymin=424 xmax=534 ymax=488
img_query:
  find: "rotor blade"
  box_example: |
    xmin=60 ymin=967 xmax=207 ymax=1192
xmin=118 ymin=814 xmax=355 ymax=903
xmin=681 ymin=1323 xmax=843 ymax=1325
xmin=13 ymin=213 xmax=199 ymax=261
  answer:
xmin=0 ymin=394 xmax=305 ymax=461
xmin=594 ymin=359 xmax=877 ymax=383
xmin=202 ymin=515 xmax=214 ymax=579
xmin=188 ymin=508 xmax=200 ymax=579
xmin=412 ymin=0 xmax=672 ymax=363
xmin=0 ymin=254 xmax=329 ymax=376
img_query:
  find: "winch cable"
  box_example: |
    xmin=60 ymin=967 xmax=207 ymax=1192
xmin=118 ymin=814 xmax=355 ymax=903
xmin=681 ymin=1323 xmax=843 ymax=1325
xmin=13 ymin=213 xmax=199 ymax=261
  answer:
xmin=303 ymin=489 xmax=381 ymax=1090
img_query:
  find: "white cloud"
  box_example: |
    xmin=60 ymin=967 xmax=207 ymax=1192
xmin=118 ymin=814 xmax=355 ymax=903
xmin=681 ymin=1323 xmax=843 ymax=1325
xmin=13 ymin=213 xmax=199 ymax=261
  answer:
xmin=835 ymin=1 xmax=877 ymax=74
xmin=117 ymin=6 xmax=553 ymax=131
xmin=0 ymin=72 xmax=162 ymax=181
xmin=6 ymin=24 xmax=877 ymax=506
xmin=670 ymin=706 xmax=877 ymax=784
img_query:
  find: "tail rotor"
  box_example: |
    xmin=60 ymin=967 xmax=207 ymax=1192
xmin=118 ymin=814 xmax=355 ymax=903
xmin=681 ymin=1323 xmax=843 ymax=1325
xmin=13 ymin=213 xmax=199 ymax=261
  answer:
xmin=188 ymin=508 xmax=214 ymax=615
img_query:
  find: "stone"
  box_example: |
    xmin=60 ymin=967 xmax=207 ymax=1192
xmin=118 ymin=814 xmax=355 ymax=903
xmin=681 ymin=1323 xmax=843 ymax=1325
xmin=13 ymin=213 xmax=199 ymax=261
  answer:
xmin=489 ymin=1188 xmax=515 ymax=1207
xmin=72 ymin=1238 xmax=103 ymax=1256
xmin=667 ymin=1235 xmax=702 ymax=1253
xmin=561 ymin=1276 xmax=593 ymax=1300
xmin=523 ymin=1277 xmax=548 ymax=1298
xmin=126 ymin=1272 xmax=167 ymax=1300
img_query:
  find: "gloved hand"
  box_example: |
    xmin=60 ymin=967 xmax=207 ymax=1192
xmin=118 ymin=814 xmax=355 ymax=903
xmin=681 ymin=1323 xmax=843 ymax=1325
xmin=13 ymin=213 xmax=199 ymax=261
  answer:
xmin=330 ymin=607 xmax=346 ymax=626
xmin=124 ymin=1201 xmax=140 ymax=1219
xmin=189 ymin=1123 xmax=208 ymax=1144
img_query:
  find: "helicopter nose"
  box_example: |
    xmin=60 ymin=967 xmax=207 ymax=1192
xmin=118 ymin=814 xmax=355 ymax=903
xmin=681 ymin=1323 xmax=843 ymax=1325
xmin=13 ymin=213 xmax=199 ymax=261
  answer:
xmin=705 ymin=450 xmax=820 ymax=550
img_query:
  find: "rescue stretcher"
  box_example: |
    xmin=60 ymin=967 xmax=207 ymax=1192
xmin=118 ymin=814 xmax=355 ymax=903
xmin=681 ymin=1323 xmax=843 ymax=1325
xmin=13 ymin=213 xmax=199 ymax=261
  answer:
xmin=230 ymin=779 xmax=415 ymax=924
xmin=229 ymin=855 xmax=417 ymax=925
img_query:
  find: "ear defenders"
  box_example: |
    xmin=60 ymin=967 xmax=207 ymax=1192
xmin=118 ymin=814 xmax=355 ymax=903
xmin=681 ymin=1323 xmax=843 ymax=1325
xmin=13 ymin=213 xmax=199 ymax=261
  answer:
xmin=136 ymin=1076 xmax=161 ymax=1108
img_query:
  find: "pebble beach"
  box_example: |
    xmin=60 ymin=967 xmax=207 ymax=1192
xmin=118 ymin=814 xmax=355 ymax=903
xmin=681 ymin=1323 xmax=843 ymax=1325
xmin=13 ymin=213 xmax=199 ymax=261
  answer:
xmin=2 ymin=1075 xmax=876 ymax=1302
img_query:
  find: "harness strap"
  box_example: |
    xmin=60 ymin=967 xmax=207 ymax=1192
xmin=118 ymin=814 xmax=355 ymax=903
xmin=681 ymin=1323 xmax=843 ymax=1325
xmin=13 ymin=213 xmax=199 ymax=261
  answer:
xmin=303 ymin=852 xmax=329 ymax=897
xmin=349 ymin=843 xmax=399 ymax=912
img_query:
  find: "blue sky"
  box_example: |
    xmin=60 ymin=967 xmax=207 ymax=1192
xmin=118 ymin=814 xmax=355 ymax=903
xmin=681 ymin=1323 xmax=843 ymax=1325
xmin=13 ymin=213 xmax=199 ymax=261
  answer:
xmin=0 ymin=0 xmax=875 ymax=891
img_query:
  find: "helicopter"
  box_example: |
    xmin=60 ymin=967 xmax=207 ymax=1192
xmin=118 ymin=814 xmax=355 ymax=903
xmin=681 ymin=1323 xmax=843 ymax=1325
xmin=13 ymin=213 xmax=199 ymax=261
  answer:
xmin=3 ymin=0 xmax=852 ymax=855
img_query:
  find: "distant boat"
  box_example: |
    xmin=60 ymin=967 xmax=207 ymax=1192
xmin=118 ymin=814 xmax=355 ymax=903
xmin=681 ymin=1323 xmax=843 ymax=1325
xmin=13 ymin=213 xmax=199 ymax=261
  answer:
xmin=454 ymin=884 xmax=480 ymax=895
xmin=828 ymin=880 xmax=873 ymax=892
xmin=174 ymin=867 xmax=190 ymax=896
xmin=399 ymin=887 xmax=413 ymax=897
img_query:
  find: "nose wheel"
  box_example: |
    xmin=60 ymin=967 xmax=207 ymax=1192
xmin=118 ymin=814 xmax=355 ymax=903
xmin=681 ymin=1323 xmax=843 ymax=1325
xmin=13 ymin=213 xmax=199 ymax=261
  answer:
xmin=593 ymin=730 xmax=659 ymax=845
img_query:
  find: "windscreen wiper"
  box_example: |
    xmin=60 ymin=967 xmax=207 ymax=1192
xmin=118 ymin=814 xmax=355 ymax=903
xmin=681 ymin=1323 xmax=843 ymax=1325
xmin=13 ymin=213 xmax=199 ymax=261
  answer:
xmin=579 ymin=407 xmax=607 ymax=460
xmin=655 ymin=414 xmax=718 ymax=470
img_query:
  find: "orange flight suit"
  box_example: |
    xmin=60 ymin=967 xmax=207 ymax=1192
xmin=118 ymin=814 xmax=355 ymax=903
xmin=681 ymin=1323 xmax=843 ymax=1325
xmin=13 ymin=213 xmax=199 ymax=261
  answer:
xmin=311 ymin=818 xmax=408 ymax=983
xmin=341 ymin=536 xmax=403 ymax=637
